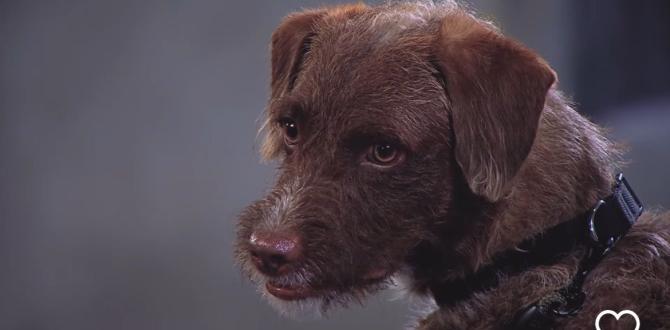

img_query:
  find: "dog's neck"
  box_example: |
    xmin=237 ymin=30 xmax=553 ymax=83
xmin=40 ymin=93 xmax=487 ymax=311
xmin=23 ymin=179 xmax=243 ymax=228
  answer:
xmin=474 ymin=90 xmax=620 ymax=269
xmin=411 ymin=90 xmax=621 ymax=297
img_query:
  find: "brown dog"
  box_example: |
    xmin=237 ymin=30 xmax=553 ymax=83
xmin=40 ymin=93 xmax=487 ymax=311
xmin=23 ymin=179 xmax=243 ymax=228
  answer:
xmin=235 ymin=2 xmax=670 ymax=329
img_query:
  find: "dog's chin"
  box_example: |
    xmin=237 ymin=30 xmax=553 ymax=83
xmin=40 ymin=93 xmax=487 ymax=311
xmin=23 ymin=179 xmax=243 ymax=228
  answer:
xmin=253 ymin=268 xmax=394 ymax=320
xmin=265 ymin=279 xmax=317 ymax=301
xmin=260 ymin=282 xmax=327 ymax=320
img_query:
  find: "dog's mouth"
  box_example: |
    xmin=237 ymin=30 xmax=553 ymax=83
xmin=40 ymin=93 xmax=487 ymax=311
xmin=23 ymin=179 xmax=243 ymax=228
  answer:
xmin=263 ymin=267 xmax=392 ymax=301
xmin=266 ymin=280 xmax=315 ymax=300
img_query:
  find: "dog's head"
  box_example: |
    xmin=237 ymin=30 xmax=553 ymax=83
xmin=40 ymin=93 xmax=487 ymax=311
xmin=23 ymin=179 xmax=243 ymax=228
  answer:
xmin=235 ymin=2 xmax=555 ymax=316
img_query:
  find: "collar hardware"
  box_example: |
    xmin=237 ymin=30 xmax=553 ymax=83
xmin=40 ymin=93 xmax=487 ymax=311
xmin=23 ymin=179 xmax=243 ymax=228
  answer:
xmin=429 ymin=174 xmax=644 ymax=329
xmin=509 ymin=173 xmax=643 ymax=329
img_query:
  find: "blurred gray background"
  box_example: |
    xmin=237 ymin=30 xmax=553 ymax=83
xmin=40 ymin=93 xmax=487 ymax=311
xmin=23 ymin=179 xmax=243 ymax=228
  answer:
xmin=1 ymin=1 xmax=668 ymax=329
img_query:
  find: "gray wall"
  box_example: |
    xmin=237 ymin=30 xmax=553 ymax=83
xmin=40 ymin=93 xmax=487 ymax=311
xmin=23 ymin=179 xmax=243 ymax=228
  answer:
xmin=1 ymin=1 xmax=668 ymax=330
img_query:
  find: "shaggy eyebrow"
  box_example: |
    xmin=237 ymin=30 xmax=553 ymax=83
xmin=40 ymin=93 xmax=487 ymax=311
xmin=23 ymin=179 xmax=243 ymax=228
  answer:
xmin=341 ymin=108 xmax=425 ymax=149
xmin=270 ymin=98 xmax=304 ymax=122
xmin=339 ymin=119 xmax=418 ymax=153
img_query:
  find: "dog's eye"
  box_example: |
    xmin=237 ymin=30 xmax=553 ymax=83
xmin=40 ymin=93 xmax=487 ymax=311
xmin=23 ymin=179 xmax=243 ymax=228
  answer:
xmin=374 ymin=144 xmax=396 ymax=162
xmin=278 ymin=118 xmax=299 ymax=145
xmin=367 ymin=143 xmax=402 ymax=166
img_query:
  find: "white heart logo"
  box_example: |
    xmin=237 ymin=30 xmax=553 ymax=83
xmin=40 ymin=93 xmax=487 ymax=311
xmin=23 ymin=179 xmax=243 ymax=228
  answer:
xmin=595 ymin=310 xmax=640 ymax=330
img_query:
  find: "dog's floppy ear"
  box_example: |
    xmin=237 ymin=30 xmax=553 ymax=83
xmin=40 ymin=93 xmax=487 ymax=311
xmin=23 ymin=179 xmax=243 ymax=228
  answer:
xmin=270 ymin=4 xmax=368 ymax=99
xmin=270 ymin=10 xmax=324 ymax=99
xmin=434 ymin=13 xmax=556 ymax=201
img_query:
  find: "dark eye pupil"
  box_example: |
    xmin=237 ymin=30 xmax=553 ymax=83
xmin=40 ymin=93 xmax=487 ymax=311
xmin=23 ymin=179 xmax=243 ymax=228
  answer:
xmin=375 ymin=144 xmax=394 ymax=159
xmin=283 ymin=120 xmax=298 ymax=140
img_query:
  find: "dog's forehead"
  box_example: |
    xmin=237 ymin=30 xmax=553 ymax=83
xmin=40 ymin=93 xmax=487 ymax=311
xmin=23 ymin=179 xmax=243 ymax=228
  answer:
xmin=288 ymin=24 xmax=447 ymax=147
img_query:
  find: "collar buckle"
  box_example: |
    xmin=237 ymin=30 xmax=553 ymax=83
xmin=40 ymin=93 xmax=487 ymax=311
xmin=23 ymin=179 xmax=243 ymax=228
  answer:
xmin=587 ymin=199 xmax=617 ymax=249
xmin=587 ymin=173 xmax=642 ymax=249
xmin=509 ymin=173 xmax=644 ymax=330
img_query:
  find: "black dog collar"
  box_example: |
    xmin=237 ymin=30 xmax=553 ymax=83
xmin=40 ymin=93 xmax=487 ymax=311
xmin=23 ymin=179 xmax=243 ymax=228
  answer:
xmin=430 ymin=174 xmax=644 ymax=329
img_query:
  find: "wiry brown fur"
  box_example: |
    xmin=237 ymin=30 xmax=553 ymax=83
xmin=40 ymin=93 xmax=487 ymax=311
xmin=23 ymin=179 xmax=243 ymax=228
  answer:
xmin=236 ymin=2 xmax=670 ymax=328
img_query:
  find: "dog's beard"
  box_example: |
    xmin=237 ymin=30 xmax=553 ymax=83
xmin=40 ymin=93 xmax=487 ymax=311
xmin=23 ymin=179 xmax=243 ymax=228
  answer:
xmin=237 ymin=237 xmax=400 ymax=319
xmin=245 ymin=261 xmax=395 ymax=320
xmin=236 ymin=247 xmax=331 ymax=319
xmin=261 ymin=288 xmax=327 ymax=320
xmin=256 ymin=268 xmax=434 ymax=327
xmin=248 ymin=267 xmax=327 ymax=319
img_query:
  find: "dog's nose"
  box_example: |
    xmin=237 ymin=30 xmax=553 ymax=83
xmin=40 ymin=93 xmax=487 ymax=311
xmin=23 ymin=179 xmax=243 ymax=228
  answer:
xmin=249 ymin=231 xmax=302 ymax=276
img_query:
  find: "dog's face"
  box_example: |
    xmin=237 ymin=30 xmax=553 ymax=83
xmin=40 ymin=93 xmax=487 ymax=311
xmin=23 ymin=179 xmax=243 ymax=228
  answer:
xmin=235 ymin=3 xmax=555 ymax=316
